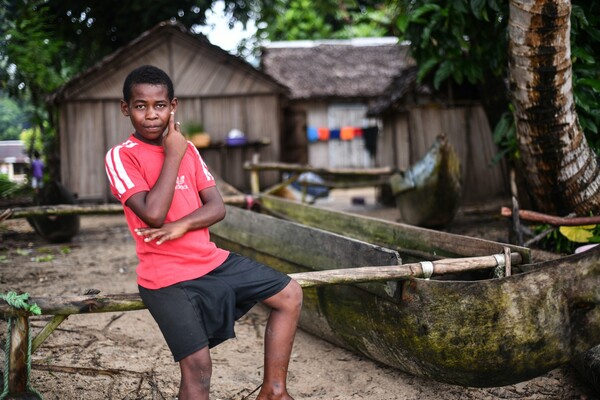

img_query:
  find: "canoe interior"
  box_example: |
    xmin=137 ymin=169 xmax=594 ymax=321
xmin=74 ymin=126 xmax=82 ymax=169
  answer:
xmin=257 ymin=194 xmax=530 ymax=264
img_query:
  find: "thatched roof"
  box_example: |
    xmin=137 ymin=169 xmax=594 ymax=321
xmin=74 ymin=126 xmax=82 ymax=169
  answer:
xmin=260 ymin=38 xmax=414 ymax=100
xmin=367 ymin=66 xmax=433 ymax=115
xmin=368 ymin=66 xmax=485 ymax=116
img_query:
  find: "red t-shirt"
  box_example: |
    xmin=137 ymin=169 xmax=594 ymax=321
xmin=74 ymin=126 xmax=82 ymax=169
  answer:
xmin=105 ymin=134 xmax=229 ymax=289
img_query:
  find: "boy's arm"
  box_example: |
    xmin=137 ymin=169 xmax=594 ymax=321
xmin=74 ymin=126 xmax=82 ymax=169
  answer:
xmin=134 ymin=186 xmax=226 ymax=245
xmin=126 ymin=113 xmax=188 ymax=227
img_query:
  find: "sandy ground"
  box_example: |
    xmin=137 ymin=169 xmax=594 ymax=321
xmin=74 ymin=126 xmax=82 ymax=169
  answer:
xmin=0 ymin=188 xmax=598 ymax=399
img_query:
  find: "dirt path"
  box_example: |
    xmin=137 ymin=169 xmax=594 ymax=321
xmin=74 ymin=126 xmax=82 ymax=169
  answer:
xmin=0 ymin=198 xmax=598 ymax=399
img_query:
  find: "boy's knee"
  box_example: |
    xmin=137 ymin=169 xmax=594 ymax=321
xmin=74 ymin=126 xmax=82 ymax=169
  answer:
xmin=286 ymin=279 xmax=303 ymax=310
xmin=265 ymin=279 xmax=303 ymax=314
xmin=180 ymin=348 xmax=212 ymax=378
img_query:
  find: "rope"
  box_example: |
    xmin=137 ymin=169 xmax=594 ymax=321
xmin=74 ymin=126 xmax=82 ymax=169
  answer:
xmin=493 ymin=253 xmax=506 ymax=278
xmin=0 ymin=292 xmax=43 ymax=399
xmin=0 ymin=292 xmax=41 ymax=316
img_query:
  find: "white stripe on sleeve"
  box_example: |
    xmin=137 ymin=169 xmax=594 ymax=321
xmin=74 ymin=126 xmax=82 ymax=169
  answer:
xmin=105 ymin=146 xmax=135 ymax=196
xmin=190 ymin=142 xmax=215 ymax=181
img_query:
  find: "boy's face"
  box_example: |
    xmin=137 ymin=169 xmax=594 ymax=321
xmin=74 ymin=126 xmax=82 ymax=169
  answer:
xmin=121 ymin=83 xmax=177 ymax=145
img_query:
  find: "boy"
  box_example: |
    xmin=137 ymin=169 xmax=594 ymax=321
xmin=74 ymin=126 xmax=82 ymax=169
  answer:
xmin=105 ymin=65 xmax=302 ymax=400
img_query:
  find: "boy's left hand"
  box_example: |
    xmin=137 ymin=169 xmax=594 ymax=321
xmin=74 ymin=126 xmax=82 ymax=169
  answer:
xmin=135 ymin=221 xmax=187 ymax=245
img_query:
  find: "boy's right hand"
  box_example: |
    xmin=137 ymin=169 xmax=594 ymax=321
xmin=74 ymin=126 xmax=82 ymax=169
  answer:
xmin=162 ymin=111 xmax=188 ymax=159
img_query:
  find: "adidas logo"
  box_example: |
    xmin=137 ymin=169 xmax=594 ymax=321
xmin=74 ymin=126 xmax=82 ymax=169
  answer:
xmin=175 ymin=176 xmax=189 ymax=190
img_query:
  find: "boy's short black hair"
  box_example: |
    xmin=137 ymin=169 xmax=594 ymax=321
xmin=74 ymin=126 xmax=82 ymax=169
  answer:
xmin=122 ymin=65 xmax=175 ymax=103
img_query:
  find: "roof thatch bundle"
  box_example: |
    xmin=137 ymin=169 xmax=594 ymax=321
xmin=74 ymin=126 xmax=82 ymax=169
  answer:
xmin=261 ymin=39 xmax=414 ymax=100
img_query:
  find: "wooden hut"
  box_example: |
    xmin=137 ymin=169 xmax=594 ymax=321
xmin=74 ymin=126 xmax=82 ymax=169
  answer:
xmin=50 ymin=20 xmax=288 ymax=202
xmin=0 ymin=140 xmax=29 ymax=184
xmin=261 ymin=39 xmax=508 ymax=204
xmin=368 ymin=67 xmax=508 ymax=204
xmin=261 ymin=38 xmax=410 ymax=168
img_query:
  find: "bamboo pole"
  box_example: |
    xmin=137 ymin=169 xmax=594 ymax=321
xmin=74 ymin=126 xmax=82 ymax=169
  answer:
xmin=244 ymin=161 xmax=393 ymax=177
xmin=31 ymin=315 xmax=68 ymax=352
xmin=2 ymin=195 xmax=249 ymax=220
xmin=291 ymin=253 xmax=520 ymax=287
xmin=250 ymin=153 xmax=261 ymax=195
xmin=0 ymin=253 xmax=521 ymax=318
xmin=6 ymin=204 xmax=124 ymax=219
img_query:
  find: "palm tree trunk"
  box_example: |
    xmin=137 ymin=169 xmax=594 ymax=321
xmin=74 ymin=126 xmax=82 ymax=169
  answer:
xmin=508 ymin=0 xmax=600 ymax=216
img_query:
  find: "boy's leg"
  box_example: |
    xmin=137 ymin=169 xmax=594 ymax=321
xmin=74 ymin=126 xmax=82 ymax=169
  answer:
xmin=178 ymin=346 xmax=212 ymax=400
xmin=257 ymin=279 xmax=303 ymax=400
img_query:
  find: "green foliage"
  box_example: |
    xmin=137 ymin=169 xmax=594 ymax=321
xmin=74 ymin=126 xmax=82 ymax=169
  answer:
xmin=533 ymin=223 xmax=600 ymax=254
xmin=491 ymin=108 xmax=517 ymax=164
xmin=263 ymin=0 xmax=333 ymax=40
xmin=558 ymin=225 xmax=599 ymax=243
xmin=45 ymin=0 xmax=219 ymax=72
xmin=32 ymin=254 xmax=54 ymax=263
xmin=182 ymin=121 xmax=205 ymax=135
xmin=532 ymin=225 xmax=577 ymax=254
xmin=397 ymin=0 xmax=507 ymax=90
xmin=397 ymin=0 xmax=600 ymax=159
xmin=571 ymin=2 xmax=600 ymax=153
xmin=1 ymin=0 xmax=66 ymax=173
xmin=0 ymin=174 xmax=29 ymax=199
xmin=0 ymin=96 xmax=28 ymax=140
xmin=19 ymin=126 xmax=43 ymax=155
xmin=331 ymin=7 xmax=392 ymax=39
xmin=1 ymin=2 xmax=66 ymax=100
xmin=256 ymin=0 xmax=397 ymax=42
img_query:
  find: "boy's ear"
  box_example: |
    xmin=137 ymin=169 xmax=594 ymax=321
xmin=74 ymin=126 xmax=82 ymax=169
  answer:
xmin=170 ymin=97 xmax=178 ymax=112
xmin=120 ymin=100 xmax=130 ymax=117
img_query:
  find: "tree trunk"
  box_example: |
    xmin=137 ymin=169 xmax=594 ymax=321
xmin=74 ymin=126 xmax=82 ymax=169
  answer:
xmin=508 ymin=0 xmax=600 ymax=216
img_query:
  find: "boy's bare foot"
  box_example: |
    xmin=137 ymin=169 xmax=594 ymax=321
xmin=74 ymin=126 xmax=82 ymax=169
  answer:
xmin=256 ymin=393 xmax=294 ymax=400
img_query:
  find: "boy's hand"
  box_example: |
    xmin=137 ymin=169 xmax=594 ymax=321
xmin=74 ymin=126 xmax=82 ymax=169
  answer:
xmin=162 ymin=111 xmax=188 ymax=158
xmin=135 ymin=221 xmax=188 ymax=245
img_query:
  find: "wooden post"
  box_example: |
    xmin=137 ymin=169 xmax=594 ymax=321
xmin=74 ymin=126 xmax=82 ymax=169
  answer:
xmin=250 ymin=154 xmax=260 ymax=195
xmin=512 ymin=196 xmax=524 ymax=246
xmin=6 ymin=316 xmax=42 ymax=400
xmin=504 ymin=247 xmax=512 ymax=277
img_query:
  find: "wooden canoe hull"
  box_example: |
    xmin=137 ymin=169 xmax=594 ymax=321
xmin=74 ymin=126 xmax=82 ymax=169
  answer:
xmin=26 ymin=181 xmax=80 ymax=243
xmin=390 ymin=135 xmax=461 ymax=228
xmin=210 ymin=205 xmax=600 ymax=387
xmin=315 ymin=253 xmax=600 ymax=387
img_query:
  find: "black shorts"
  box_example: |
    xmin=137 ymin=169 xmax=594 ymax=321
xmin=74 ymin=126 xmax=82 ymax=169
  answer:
xmin=138 ymin=252 xmax=291 ymax=362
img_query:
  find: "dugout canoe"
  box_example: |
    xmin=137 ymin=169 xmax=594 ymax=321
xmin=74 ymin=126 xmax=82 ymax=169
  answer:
xmin=389 ymin=134 xmax=461 ymax=228
xmin=26 ymin=180 xmax=80 ymax=243
xmin=209 ymin=202 xmax=600 ymax=388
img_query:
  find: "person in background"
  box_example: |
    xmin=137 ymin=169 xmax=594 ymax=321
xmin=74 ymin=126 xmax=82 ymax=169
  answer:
xmin=30 ymin=150 xmax=44 ymax=192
